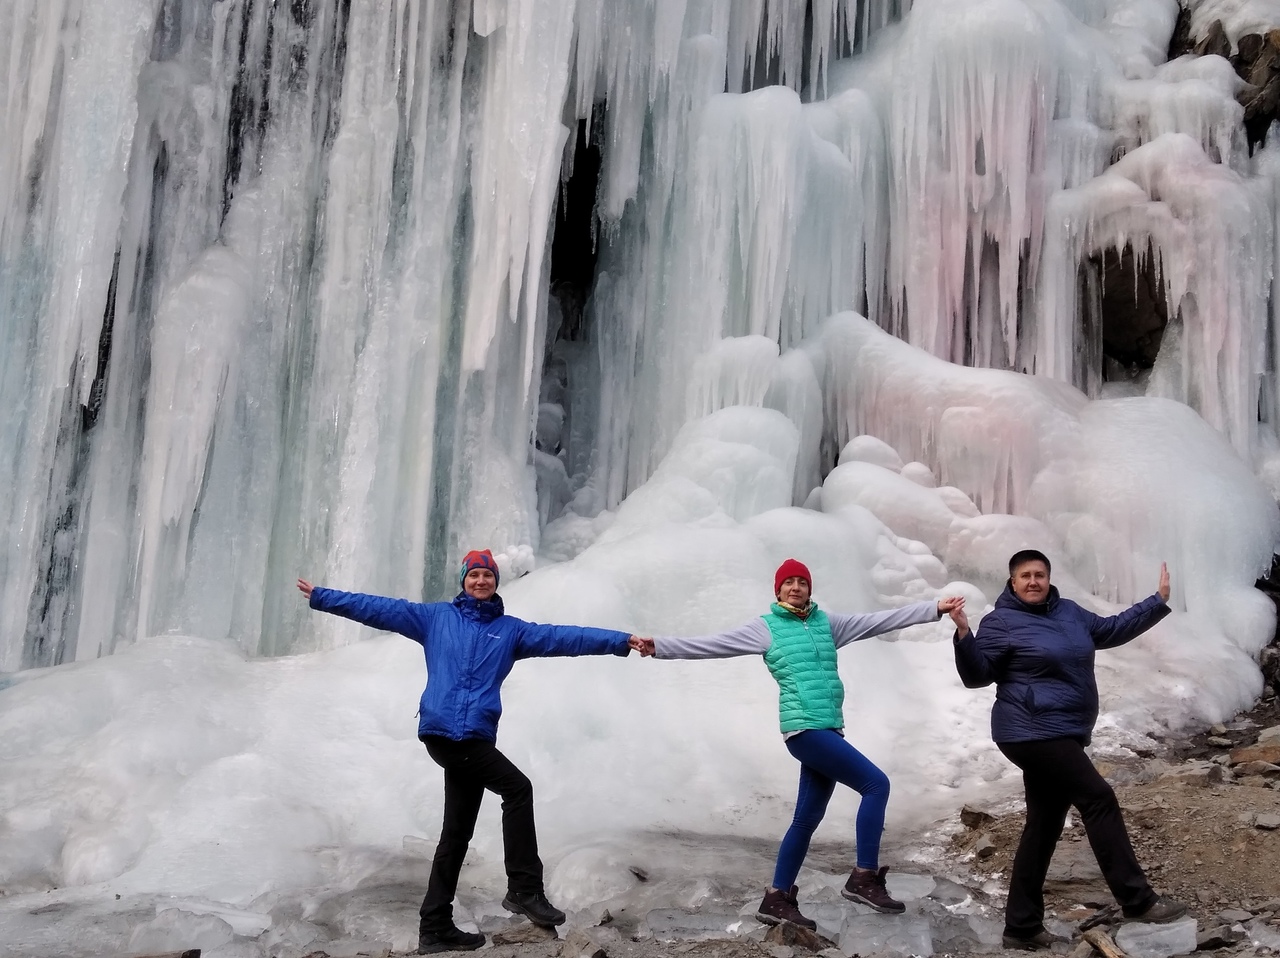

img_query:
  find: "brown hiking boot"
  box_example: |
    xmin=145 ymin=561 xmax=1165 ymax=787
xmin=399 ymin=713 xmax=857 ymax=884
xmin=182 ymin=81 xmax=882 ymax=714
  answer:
xmin=755 ymin=885 xmax=817 ymax=930
xmin=1001 ymin=931 xmax=1068 ymax=951
xmin=1126 ymin=896 xmax=1188 ymax=924
xmin=841 ymin=866 xmax=905 ymax=914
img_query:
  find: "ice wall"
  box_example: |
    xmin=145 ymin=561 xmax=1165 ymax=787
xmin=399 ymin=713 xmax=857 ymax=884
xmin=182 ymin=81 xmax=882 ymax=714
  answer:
xmin=0 ymin=0 xmax=917 ymax=669
xmin=1 ymin=0 xmax=1278 ymax=680
xmin=0 ymin=374 xmax=1273 ymax=931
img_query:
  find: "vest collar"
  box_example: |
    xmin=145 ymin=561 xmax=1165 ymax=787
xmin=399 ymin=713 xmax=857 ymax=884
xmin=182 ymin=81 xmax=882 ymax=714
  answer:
xmin=771 ymin=600 xmax=819 ymax=620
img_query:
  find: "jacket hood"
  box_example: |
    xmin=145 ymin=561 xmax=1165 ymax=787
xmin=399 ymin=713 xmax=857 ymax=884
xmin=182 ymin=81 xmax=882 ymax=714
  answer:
xmin=993 ymin=582 xmax=1061 ymax=615
xmin=453 ymin=592 xmax=505 ymax=622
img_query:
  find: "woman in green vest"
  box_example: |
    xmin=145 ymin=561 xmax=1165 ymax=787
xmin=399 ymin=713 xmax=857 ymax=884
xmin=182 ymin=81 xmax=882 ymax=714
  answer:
xmin=639 ymin=559 xmax=965 ymax=929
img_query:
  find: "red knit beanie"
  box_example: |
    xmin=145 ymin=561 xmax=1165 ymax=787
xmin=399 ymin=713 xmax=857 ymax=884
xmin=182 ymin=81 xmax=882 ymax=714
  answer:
xmin=460 ymin=549 xmax=500 ymax=587
xmin=774 ymin=558 xmax=811 ymax=595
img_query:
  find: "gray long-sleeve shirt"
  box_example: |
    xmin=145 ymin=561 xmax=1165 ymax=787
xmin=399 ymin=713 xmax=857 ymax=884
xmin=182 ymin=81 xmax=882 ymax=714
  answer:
xmin=652 ymin=601 xmax=942 ymax=660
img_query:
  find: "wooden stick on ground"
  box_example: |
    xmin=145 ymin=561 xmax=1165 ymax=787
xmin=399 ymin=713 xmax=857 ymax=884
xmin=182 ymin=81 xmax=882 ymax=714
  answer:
xmin=1083 ymin=927 xmax=1127 ymax=958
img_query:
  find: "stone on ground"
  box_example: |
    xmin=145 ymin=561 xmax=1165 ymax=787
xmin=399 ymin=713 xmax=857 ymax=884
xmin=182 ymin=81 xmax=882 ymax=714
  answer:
xmin=492 ymin=923 xmax=560 ymax=945
xmin=764 ymin=922 xmax=836 ymax=953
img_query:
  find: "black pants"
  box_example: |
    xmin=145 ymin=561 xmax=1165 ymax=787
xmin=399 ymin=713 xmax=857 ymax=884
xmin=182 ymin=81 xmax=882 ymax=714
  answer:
xmin=998 ymin=738 xmax=1156 ymax=937
xmin=418 ymin=735 xmax=543 ymax=933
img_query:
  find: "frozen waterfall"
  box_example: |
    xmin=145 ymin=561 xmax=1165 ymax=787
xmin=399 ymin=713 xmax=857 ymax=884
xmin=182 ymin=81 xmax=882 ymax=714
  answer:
xmin=4 ymin=0 xmax=1280 ymax=943
xmin=4 ymin=0 xmax=1278 ymax=670
xmin=3 ymin=0 xmax=920 ymax=666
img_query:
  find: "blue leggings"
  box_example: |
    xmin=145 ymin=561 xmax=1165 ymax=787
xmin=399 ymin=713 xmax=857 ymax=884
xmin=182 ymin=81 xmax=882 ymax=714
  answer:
xmin=771 ymin=729 xmax=890 ymax=890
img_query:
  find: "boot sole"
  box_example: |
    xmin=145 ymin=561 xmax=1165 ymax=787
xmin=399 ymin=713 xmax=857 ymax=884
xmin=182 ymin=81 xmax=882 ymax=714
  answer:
xmin=417 ymin=936 xmax=486 ymax=954
xmin=840 ymin=888 xmax=905 ymax=914
xmin=1001 ymin=935 xmax=1061 ymax=951
xmin=501 ymin=896 xmax=565 ymax=928
xmin=754 ymin=911 xmax=818 ymax=932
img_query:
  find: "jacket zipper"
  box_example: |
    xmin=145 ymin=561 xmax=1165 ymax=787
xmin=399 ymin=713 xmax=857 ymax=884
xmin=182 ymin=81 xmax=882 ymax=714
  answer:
xmin=801 ymin=616 xmax=839 ymax=718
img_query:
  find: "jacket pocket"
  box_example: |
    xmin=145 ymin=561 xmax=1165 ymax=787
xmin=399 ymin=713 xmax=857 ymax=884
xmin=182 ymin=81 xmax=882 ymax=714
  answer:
xmin=1024 ymin=687 xmax=1039 ymax=713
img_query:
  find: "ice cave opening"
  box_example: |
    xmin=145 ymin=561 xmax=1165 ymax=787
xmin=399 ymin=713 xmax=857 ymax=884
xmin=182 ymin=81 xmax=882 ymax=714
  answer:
xmin=1079 ymin=242 xmax=1170 ymax=395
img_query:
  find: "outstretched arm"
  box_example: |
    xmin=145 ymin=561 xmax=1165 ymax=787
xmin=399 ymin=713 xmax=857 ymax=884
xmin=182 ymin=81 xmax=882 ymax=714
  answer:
xmin=515 ymin=622 xmax=633 ymax=659
xmin=299 ymin=579 xmax=430 ymax=643
xmin=652 ymin=619 xmax=772 ymax=659
xmin=827 ymin=599 xmax=948 ymax=649
xmin=1087 ymin=564 xmax=1172 ymax=649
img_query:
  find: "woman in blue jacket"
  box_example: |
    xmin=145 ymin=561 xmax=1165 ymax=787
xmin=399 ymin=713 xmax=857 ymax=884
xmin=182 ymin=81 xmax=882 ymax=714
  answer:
xmin=952 ymin=549 xmax=1187 ymax=950
xmin=299 ymin=549 xmax=645 ymax=954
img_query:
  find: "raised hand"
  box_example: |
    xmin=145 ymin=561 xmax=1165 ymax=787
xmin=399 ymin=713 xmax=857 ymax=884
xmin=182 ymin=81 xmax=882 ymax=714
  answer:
xmin=937 ymin=596 xmax=969 ymax=636
xmin=1158 ymin=562 xmax=1170 ymax=602
xmin=297 ymin=578 xmax=314 ymax=599
xmin=628 ymin=635 xmax=655 ymax=657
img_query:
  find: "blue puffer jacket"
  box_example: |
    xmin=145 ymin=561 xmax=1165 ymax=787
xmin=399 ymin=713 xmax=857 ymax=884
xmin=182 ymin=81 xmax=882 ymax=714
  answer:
xmin=310 ymin=588 xmax=632 ymax=741
xmin=953 ymin=584 xmax=1169 ymax=745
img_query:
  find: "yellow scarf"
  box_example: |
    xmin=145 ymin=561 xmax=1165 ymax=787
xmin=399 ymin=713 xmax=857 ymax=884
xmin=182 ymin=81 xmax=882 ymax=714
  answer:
xmin=778 ymin=600 xmax=812 ymax=619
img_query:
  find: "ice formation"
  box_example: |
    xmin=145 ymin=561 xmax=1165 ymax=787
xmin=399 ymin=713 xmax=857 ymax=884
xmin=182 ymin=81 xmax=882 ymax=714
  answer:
xmin=3 ymin=0 xmax=1278 ymax=666
xmin=0 ymin=384 xmax=1273 ymax=954
xmin=3 ymin=0 xmax=1280 ymax=952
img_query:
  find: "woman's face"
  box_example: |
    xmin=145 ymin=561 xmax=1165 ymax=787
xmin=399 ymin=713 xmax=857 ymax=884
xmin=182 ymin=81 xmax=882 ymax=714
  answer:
xmin=463 ymin=567 xmax=497 ymax=599
xmin=777 ymin=576 xmax=811 ymax=608
xmin=1011 ymin=561 xmax=1050 ymax=604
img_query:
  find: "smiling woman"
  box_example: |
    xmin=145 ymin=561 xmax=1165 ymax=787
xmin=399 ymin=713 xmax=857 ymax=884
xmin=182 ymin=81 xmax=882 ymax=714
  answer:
xmin=644 ymin=558 xmax=966 ymax=931
xmin=296 ymin=549 xmax=647 ymax=954
xmin=952 ymin=551 xmax=1185 ymax=950
xmin=1008 ymin=550 xmax=1051 ymax=604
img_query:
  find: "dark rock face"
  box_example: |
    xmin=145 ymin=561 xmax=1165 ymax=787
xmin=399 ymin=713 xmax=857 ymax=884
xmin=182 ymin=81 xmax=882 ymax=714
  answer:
xmin=1238 ymin=33 xmax=1280 ymax=149
xmin=1169 ymin=3 xmax=1280 ymax=151
xmin=1227 ymin=27 xmax=1280 ymax=149
xmin=1168 ymin=4 xmax=1194 ymax=59
xmin=1196 ymin=19 xmax=1232 ymax=60
xmin=1176 ymin=7 xmax=1280 ymax=151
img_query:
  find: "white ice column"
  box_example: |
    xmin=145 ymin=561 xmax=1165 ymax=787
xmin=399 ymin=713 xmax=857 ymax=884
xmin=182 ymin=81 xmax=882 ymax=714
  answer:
xmin=0 ymin=0 xmax=162 ymax=669
xmin=883 ymin=0 xmax=1068 ymax=368
xmin=606 ymin=82 xmax=885 ymax=500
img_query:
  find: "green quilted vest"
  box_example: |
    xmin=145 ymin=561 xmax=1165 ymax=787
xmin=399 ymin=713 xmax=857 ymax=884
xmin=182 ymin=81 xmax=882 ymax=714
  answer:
xmin=762 ymin=602 xmax=845 ymax=733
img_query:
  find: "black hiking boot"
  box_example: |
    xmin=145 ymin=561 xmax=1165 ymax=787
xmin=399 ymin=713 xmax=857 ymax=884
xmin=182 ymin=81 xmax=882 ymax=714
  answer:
xmin=417 ymin=925 xmax=486 ymax=954
xmin=502 ymin=890 xmax=566 ymax=927
xmin=755 ymin=885 xmax=818 ymax=930
xmin=841 ymin=866 xmax=905 ymax=914
xmin=1126 ymin=896 xmax=1188 ymax=924
xmin=1001 ymin=930 xmax=1068 ymax=951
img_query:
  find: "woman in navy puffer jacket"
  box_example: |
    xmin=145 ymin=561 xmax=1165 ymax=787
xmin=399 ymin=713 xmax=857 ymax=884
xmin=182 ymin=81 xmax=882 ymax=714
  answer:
xmin=299 ymin=550 xmax=644 ymax=955
xmin=952 ymin=550 xmax=1187 ymax=950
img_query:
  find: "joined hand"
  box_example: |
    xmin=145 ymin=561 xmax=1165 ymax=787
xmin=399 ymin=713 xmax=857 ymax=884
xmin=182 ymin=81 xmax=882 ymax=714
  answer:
xmin=629 ymin=636 xmax=655 ymax=657
xmin=938 ymin=595 xmax=969 ymax=636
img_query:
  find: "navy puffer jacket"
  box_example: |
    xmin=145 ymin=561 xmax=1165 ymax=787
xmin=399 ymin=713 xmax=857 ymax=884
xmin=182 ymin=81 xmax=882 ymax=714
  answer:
xmin=953 ymin=584 xmax=1169 ymax=745
xmin=310 ymin=588 xmax=631 ymax=741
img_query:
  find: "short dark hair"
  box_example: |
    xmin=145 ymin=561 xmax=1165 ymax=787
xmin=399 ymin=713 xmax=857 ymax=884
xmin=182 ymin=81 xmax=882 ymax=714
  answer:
xmin=1008 ymin=549 xmax=1051 ymax=576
